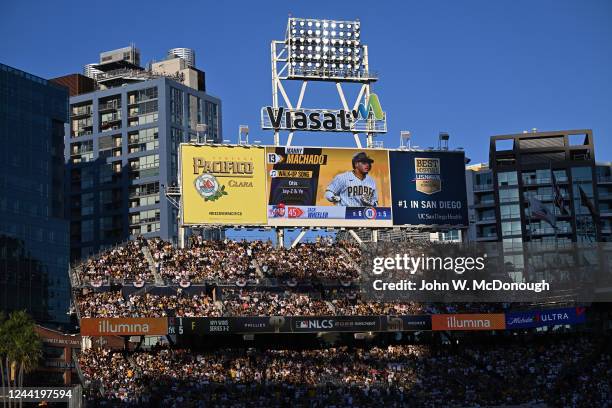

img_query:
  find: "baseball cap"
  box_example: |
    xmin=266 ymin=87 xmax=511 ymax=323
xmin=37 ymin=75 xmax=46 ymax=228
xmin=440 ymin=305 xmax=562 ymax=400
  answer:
xmin=352 ymin=152 xmax=374 ymax=164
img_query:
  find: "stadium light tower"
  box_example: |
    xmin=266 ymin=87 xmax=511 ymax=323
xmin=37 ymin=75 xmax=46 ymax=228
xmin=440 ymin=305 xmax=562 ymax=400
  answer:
xmin=263 ymin=17 xmax=387 ymax=148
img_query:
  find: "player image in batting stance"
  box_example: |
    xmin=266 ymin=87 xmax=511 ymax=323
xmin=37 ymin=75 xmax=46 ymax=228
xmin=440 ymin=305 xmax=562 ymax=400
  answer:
xmin=325 ymin=152 xmax=379 ymax=207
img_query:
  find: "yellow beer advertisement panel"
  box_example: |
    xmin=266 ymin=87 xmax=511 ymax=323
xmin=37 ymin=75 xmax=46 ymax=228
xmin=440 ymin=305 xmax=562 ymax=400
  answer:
xmin=181 ymin=145 xmax=267 ymax=225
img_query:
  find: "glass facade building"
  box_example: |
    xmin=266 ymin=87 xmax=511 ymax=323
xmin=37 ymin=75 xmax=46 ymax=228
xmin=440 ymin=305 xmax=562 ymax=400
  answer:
xmin=461 ymin=130 xmax=610 ymax=282
xmin=67 ymin=77 xmax=222 ymax=261
xmin=0 ymin=63 xmax=70 ymax=323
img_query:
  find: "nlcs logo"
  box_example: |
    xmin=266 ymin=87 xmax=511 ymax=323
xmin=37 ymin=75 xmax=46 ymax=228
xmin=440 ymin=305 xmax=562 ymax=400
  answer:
xmin=356 ymin=93 xmax=384 ymax=120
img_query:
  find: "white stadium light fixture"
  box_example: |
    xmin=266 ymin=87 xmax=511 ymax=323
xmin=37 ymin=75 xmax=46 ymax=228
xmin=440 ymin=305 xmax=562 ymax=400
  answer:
xmin=283 ymin=17 xmax=374 ymax=81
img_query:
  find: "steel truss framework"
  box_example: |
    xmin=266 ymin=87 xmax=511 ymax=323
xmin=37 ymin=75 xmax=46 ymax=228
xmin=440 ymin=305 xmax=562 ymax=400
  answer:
xmin=174 ymin=19 xmax=442 ymax=248
xmin=269 ymin=36 xmax=383 ymax=148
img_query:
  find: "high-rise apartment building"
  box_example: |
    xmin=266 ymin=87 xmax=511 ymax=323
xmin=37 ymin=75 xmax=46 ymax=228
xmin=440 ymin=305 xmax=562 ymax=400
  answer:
xmin=466 ymin=130 xmax=612 ymax=244
xmin=64 ymin=47 xmax=222 ymax=260
xmin=0 ymin=63 xmax=70 ymax=323
xmin=167 ymin=48 xmax=196 ymax=68
xmin=488 ymin=129 xmax=603 ymax=244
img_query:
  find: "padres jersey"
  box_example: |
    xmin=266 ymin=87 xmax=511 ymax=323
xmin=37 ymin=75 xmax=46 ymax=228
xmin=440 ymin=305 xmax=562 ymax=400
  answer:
xmin=325 ymin=171 xmax=378 ymax=207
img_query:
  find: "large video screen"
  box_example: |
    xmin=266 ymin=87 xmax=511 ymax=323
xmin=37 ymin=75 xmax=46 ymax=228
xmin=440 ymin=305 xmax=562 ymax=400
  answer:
xmin=389 ymin=150 xmax=468 ymax=226
xmin=266 ymin=146 xmax=392 ymax=227
xmin=180 ymin=145 xmax=468 ymax=228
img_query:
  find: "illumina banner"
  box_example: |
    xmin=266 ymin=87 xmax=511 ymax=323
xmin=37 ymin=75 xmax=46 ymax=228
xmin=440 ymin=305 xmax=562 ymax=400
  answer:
xmin=180 ymin=145 xmax=268 ymax=225
xmin=265 ymin=146 xmax=392 ymax=227
xmin=389 ymin=151 xmax=468 ymax=226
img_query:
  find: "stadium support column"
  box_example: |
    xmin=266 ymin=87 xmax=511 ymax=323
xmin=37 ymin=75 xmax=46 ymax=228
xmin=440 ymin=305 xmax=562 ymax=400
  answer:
xmin=372 ymin=229 xmax=379 ymax=242
xmin=348 ymin=230 xmax=364 ymax=245
xmin=276 ymin=228 xmax=285 ymax=248
xmin=271 ymin=41 xmax=280 ymax=147
xmin=291 ymin=229 xmax=307 ymax=248
xmin=178 ymin=225 xmax=185 ymax=249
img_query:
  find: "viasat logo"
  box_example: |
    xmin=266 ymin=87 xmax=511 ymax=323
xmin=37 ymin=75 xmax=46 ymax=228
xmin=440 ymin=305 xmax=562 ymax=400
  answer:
xmin=356 ymin=93 xmax=384 ymax=120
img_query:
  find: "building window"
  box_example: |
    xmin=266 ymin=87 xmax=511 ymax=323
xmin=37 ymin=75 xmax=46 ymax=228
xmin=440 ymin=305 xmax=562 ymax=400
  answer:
xmin=170 ymin=87 xmax=183 ymax=125
xmin=128 ymin=87 xmax=158 ymax=104
xmin=188 ymin=94 xmax=199 ymax=130
xmin=128 ymin=127 xmax=159 ymax=153
xmin=474 ymin=172 xmax=492 ymax=187
xmin=500 ymin=204 xmax=520 ymax=220
xmin=499 ymin=188 xmax=519 ymax=203
xmin=501 ymin=221 xmax=522 ymax=237
xmin=129 ymin=182 xmax=160 ymax=208
xmin=497 ymin=171 xmax=518 ymax=187
xmin=98 ymin=95 xmax=122 ymax=132
xmin=129 ymin=154 xmax=159 ymax=179
xmin=571 ymin=166 xmax=592 ymax=182
xmin=204 ymin=100 xmax=219 ymax=141
xmin=81 ymin=219 xmax=94 ymax=243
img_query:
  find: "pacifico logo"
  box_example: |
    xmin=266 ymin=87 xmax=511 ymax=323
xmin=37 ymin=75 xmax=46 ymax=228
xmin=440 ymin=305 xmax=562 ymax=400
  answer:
xmin=192 ymin=158 xmax=255 ymax=202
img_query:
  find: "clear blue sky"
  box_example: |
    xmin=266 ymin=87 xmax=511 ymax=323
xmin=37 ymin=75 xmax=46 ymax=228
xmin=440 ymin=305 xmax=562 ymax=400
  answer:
xmin=2 ymin=0 xmax=610 ymax=242
xmin=1 ymin=0 xmax=611 ymax=165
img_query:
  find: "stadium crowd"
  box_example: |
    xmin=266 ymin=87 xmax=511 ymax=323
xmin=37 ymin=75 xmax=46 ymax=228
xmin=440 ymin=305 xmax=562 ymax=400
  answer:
xmin=77 ymin=290 xmax=221 ymax=318
xmin=147 ymin=237 xmax=260 ymax=284
xmin=76 ymin=237 xmax=362 ymax=285
xmin=79 ymin=237 xmax=152 ymax=284
xmin=79 ymin=334 xmax=612 ymax=407
xmin=76 ymin=287 xmax=446 ymax=318
xmin=255 ymin=239 xmax=360 ymax=282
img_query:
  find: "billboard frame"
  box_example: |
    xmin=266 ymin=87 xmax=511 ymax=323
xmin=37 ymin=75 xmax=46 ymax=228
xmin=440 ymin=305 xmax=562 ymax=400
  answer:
xmin=178 ymin=143 xmax=269 ymax=234
xmin=177 ymin=143 xmax=469 ymax=232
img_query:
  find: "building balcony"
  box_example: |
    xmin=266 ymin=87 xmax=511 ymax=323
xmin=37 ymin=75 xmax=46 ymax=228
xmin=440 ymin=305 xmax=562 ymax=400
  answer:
xmin=598 ymin=192 xmax=612 ymax=200
xmin=70 ymin=108 xmax=93 ymax=118
xmin=528 ymin=227 xmax=573 ymax=236
xmin=476 ymin=234 xmax=498 ymax=241
xmin=476 ymin=218 xmax=497 ymax=225
xmin=522 ymin=178 xmax=568 ymax=186
xmin=128 ymin=96 xmax=158 ymax=106
xmin=99 ymin=101 xmax=121 ymax=112
xmin=597 ymin=175 xmax=612 ymax=184
xmin=473 ymin=200 xmax=496 ymax=208
xmin=71 ymin=130 xmax=93 ymax=138
xmin=472 ymin=184 xmax=494 ymax=192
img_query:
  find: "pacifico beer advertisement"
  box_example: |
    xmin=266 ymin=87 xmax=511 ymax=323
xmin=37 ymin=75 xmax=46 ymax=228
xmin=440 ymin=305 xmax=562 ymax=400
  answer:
xmin=181 ymin=145 xmax=268 ymax=225
xmin=265 ymin=147 xmax=392 ymax=227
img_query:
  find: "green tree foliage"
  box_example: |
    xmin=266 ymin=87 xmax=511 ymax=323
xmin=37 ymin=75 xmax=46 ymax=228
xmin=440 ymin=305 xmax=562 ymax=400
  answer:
xmin=0 ymin=311 xmax=42 ymax=408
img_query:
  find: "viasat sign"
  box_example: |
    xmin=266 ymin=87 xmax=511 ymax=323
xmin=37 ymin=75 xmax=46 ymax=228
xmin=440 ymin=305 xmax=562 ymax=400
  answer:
xmin=180 ymin=145 xmax=468 ymax=227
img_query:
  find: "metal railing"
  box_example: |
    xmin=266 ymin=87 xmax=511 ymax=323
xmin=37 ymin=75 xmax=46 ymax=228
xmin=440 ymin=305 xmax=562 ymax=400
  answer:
xmin=472 ymin=184 xmax=494 ymax=191
xmin=96 ymin=68 xmax=185 ymax=86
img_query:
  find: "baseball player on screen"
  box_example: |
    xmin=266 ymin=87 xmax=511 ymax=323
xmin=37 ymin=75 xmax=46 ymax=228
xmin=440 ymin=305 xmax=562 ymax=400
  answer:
xmin=325 ymin=152 xmax=379 ymax=207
